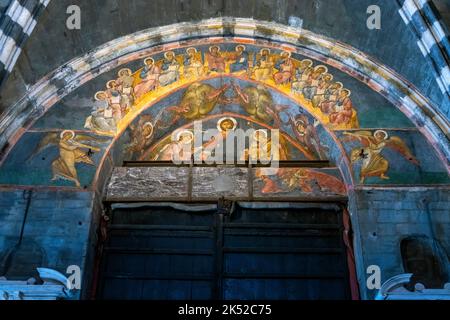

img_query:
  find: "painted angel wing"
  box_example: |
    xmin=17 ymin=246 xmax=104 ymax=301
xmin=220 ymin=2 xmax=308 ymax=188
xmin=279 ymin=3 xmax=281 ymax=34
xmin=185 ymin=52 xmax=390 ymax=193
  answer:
xmin=277 ymin=168 xmax=298 ymax=180
xmin=74 ymin=134 xmax=110 ymax=145
xmin=386 ymin=136 xmax=420 ymax=166
xmin=341 ymin=131 xmax=374 ymax=146
xmin=27 ymin=132 xmax=59 ymax=161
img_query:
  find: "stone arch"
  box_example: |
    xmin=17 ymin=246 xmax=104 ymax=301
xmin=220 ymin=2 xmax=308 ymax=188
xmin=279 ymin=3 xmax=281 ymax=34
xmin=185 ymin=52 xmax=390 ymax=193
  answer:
xmin=0 ymin=18 xmax=448 ymax=300
xmin=0 ymin=18 xmax=448 ymax=165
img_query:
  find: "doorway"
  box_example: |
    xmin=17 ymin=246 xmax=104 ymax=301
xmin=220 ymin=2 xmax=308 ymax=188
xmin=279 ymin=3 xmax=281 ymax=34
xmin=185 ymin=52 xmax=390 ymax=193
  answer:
xmin=96 ymin=203 xmax=351 ymax=300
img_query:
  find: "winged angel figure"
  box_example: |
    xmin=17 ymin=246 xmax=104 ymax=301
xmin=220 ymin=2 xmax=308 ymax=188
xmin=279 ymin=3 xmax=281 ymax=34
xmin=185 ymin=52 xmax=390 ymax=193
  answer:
xmin=343 ymin=130 xmax=420 ymax=183
xmin=28 ymin=131 xmax=109 ymax=187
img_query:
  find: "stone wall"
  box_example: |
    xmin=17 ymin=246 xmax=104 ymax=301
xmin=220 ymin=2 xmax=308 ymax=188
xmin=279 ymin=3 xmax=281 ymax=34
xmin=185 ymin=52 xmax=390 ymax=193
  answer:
xmin=1 ymin=0 xmax=448 ymax=116
xmin=0 ymin=184 xmax=449 ymax=299
xmin=350 ymin=187 xmax=450 ymax=299
xmin=0 ymin=189 xmax=95 ymax=298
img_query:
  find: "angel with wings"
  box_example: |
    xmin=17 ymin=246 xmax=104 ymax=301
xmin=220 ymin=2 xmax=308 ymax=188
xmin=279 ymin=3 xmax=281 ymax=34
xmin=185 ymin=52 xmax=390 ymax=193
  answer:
xmin=343 ymin=130 xmax=420 ymax=183
xmin=125 ymin=114 xmax=155 ymax=159
xmin=29 ymin=131 xmax=106 ymax=187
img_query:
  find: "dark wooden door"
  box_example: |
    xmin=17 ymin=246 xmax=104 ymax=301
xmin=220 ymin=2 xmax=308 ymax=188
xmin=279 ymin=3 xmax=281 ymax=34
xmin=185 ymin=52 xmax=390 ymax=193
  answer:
xmin=96 ymin=204 xmax=351 ymax=300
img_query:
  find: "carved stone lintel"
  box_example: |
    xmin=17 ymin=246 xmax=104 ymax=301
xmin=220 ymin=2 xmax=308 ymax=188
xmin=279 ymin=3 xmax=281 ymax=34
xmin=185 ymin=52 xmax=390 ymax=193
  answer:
xmin=0 ymin=268 xmax=76 ymax=300
xmin=376 ymin=274 xmax=450 ymax=300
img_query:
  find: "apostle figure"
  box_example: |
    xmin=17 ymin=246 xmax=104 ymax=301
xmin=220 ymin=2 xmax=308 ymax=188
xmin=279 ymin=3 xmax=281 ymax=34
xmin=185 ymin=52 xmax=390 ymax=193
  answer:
xmin=273 ymin=51 xmax=295 ymax=85
xmin=117 ymin=68 xmax=134 ymax=113
xmin=206 ymin=46 xmax=226 ymax=73
xmin=134 ymin=58 xmax=161 ymax=98
xmin=311 ymin=74 xmax=333 ymax=109
xmin=254 ymin=48 xmax=274 ymax=81
xmin=84 ymin=91 xmax=117 ymax=133
xmin=106 ymin=80 xmax=123 ymax=122
xmin=303 ymin=65 xmax=328 ymax=100
xmin=184 ymin=47 xmax=204 ymax=78
xmin=291 ymin=59 xmax=313 ymax=94
xmin=229 ymin=45 xmax=249 ymax=73
xmin=329 ymin=89 xmax=354 ymax=126
xmin=159 ymin=51 xmax=180 ymax=86
xmin=319 ymin=82 xmax=343 ymax=114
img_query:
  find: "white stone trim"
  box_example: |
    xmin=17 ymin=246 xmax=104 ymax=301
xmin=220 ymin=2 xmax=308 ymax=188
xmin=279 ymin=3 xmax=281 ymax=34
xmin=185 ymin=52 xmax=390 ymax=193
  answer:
xmin=376 ymin=273 xmax=450 ymax=300
xmin=0 ymin=268 xmax=75 ymax=300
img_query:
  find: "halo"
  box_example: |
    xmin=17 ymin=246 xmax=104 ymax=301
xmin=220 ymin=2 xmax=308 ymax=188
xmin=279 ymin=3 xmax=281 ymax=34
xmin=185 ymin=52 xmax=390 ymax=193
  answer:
xmin=281 ymin=51 xmax=291 ymax=58
xmin=106 ymin=80 xmax=117 ymax=89
xmin=341 ymin=89 xmax=351 ymax=97
xmin=217 ymin=117 xmax=238 ymax=132
xmin=335 ymin=82 xmax=344 ymax=89
xmin=143 ymin=122 xmax=154 ymax=139
xmin=118 ymin=68 xmax=132 ymax=77
xmin=301 ymin=59 xmax=313 ymax=66
xmin=253 ymin=129 xmax=268 ymax=142
xmin=175 ymin=130 xmax=194 ymax=144
xmin=323 ymin=73 xmax=333 ymax=81
xmin=374 ymin=130 xmax=389 ymax=140
xmin=164 ymin=51 xmax=175 ymax=59
xmin=314 ymin=65 xmax=328 ymax=73
xmin=260 ymin=48 xmax=271 ymax=55
xmin=144 ymin=57 xmax=154 ymax=65
xmin=186 ymin=47 xmax=197 ymax=54
xmin=235 ymin=45 xmax=246 ymax=52
xmin=94 ymin=91 xmax=107 ymax=101
xmin=60 ymin=130 xmax=75 ymax=139
xmin=209 ymin=45 xmax=221 ymax=53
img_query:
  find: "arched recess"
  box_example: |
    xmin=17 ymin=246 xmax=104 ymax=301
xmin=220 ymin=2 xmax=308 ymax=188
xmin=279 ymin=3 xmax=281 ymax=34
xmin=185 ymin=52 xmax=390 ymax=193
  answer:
xmin=0 ymin=18 xmax=449 ymax=300
xmin=95 ymin=73 xmax=355 ymax=186
xmin=0 ymin=18 xmax=449 ymax=163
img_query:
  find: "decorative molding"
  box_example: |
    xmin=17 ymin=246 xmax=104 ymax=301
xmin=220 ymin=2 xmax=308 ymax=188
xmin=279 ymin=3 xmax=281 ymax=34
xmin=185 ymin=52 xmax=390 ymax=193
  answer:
xmin=376 ymin=273 xmax=450 ymax=300
xmin=0 ymin=267 xmax=75 ymax=300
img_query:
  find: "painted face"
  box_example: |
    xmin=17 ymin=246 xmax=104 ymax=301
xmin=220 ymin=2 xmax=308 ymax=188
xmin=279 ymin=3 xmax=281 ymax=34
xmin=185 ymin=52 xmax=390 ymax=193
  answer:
xmin=296 ymin=124 xmax=306 ymax=135
xmin=143 ymin=125 xmax=153 ymax=137
xmin=340 ymin=90 xmax=349 ymax=98
xmin=237 ymin=46 xmax=244 ymax=53
xmin=145 ymin=59 xmax=154 ymax=66
xmin=62 ymin=133 xmax=72 ymax=141
xmin=220 ymin=120 xmax=235 ymax=131
xmin=120 ymin=70 xmax=130 ymax=77
xmin=375 ymin=131 xmax=387 ymax=142
xmin=97 ymin=93 xmax=107 ymax=100
xmin=166 ymin=52 xmax=174 ymax=60
xmin=179 ymin=133 xmax=193 ymax=144
xmin=211 ymin=47 xmax=219 ymax=54
xmin=316 ymin=67 xmax=326 ymax=74
xmin=262 ymin=50 xmax=269 ymax=56
xmin=187 ymin=49 xmax=195 ymax=57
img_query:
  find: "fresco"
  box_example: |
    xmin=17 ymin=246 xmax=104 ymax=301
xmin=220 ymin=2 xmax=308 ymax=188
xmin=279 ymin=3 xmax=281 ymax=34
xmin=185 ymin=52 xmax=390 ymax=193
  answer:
xmin=124 ymin=106 xmax=328 ymax=163
xmin=105 ymin=166 xmax=346 ymax=201
xmin=0 ymin=131 xmax=111 ymax=187
xmin=82 ymin=44 xmax=362 ymax=139
xmin=0 ymin=40 xmax=447 ymax=189
xmin=252 ymin=167 xmax=346 ymax=197
xmin=337 ymin=130 xmax=450 ymax=185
